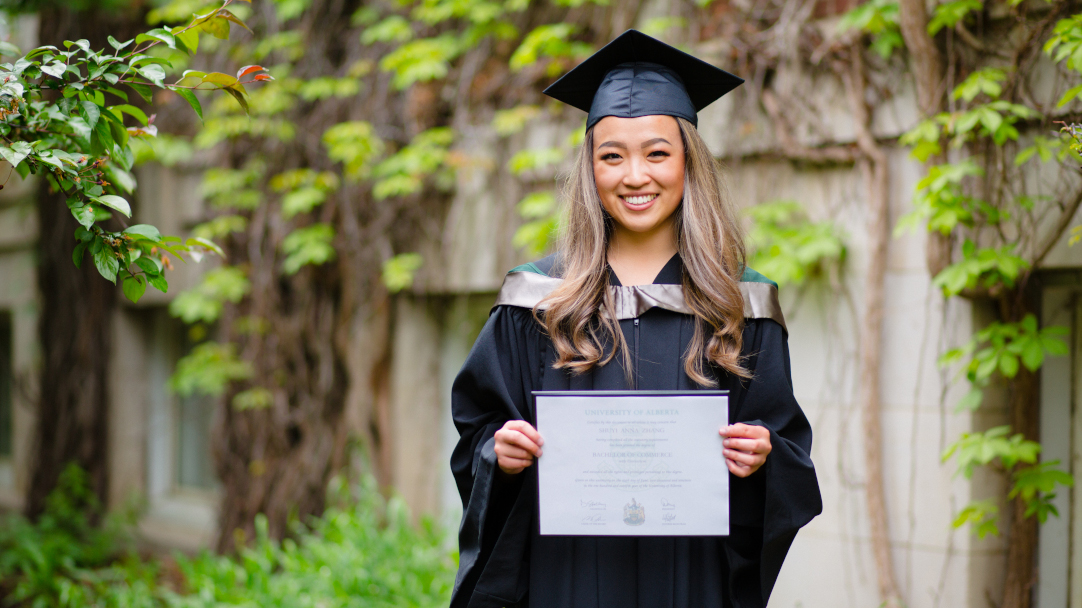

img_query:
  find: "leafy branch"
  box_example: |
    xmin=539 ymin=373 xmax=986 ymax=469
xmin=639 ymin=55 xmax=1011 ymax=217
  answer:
xmin=0 ymin=0 xmax=270 ymax=302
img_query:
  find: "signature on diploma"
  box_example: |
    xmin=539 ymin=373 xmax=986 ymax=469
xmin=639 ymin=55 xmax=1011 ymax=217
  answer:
xmin=661 ymin=498 xmax=676 ymax=510
xmin=662 ymin=513 xmax=677 ymax=522
xmin=582 ymin=514 xmax=605 ymax=523
xmin=580 ymin=500 xmax=607 ymax=510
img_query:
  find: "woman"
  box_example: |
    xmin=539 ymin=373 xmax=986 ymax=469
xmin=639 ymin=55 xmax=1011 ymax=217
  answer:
xmin=450 ymin=30 xmax=821 ymax=608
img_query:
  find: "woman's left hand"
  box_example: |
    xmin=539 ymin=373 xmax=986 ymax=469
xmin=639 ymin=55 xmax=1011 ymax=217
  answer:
xmin=719 ymin=423 xmax=772 ymax=477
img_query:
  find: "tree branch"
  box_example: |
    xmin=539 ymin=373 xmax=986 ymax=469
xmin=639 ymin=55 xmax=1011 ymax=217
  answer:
xmin=1031 ymin=180 xmax=1082 ymax=268
xmin=760 ymin=89 xmax=859 ymax=164
xmin=841 ymin=44 xmax=905 ymax=608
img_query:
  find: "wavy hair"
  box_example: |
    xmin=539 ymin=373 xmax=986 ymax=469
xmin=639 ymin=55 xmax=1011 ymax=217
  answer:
xmin=537 ymin=117 xmax=748 ymax=386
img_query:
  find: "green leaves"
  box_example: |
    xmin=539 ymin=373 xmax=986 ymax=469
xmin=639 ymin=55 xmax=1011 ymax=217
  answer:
xmin=372 ymin=127 xmax=454 ymax=199
xmin=0 ymin=142 xmax=32 ymax=168
xmin=510 ymin=24 xmax=592 ymax=73
xmin=508 ymin=146 xmax=563 ymax=175
xmin=91 ymin=195 xmax=131 ymax=217
xmin=836 ymin=0 xmax=903 ymax=59
xmin=1012 ymin=461 xmax=1074 ymax=522
xmin=281 ymin=224 xmax=336 ymax=274
xmin=322 ymin=121 xmax=384 ymax=180
xmin=931 ymin=240 xmax=1028 ymax=296
xmin=744 ymin=201 xmax=846 ymax=288
xmin=172 ymin=87 xmax=204 ymax=121
xmin=1045 ymin=14 xmax=1082 ymax=76
xmin=0 ymin=0 xmax=271 ymax=307
xmin=896 ymin=160 xmax=985 ymax=235
xmin=952 ymin=499 xmax=1000 ymax=538
xmin=944 ymin=429 xmax=1072 ymax=537
xmin=512 ymin=191 xmax=559 ymax=256
xmin=170 ymin=342 xmax=253 ymax=398
xmin=173 ymin=68 xmax=272 ymax=115
xmin=382 ymin=253 xmax=424 ymax=292
xmin=378 ymin=34 xmax=461 ymax=89
xmin=938 ymin=314 xmax=1069 ymax=411
xmin=942 ymin=425 xmax=1040 ymax=478
xmin=170 ymin=266 xmax=251 ymax=324
xmin=361 ymin=15 xmax=415 ymax=45
xmin=951 ymin=67 xmax=1006 ymax=103
xmin=927 ymin=0 xmax=983 ymax=36
xmin=492 ymin=105 xmax=541 ymax=136
xmin=271 ymin=169 xmax=340 ymax=218
xmin=93 ymin=247 xmax=121 ymax=284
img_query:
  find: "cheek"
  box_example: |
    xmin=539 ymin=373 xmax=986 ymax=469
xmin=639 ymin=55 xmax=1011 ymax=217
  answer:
xmin=592 ymin=163 xmax=620 ymax=198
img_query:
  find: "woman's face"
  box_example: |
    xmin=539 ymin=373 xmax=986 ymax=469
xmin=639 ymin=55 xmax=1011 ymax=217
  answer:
xmin=592 ymin=114 xmax=685 ymax=240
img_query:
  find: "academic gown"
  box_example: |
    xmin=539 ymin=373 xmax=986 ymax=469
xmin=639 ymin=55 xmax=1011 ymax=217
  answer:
xmin=450 ymin=254 xmax=822 ymax=608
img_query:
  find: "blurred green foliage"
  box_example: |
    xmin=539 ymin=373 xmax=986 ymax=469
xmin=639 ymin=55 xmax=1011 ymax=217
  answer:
xmin=744 ymin=201 xmax=845 ymax=288
xmin=0 ymin=466 xmax=455 ymax=607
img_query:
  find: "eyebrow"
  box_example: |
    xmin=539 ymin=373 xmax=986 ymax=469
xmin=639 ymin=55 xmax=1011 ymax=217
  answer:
xmin=597 ymin=140 xmax=627 ymax=150
xmin=596 ymin=138 xmax=672 ymax=150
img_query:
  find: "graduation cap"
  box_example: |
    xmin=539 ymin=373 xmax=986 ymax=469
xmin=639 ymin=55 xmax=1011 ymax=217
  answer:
xmin=543 ymin=30 xmax=744 ymax=130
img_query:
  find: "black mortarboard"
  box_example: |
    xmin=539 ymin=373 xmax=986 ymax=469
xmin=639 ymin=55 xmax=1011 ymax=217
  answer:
xmin=543 ymin=30 xmax=744 ymax=130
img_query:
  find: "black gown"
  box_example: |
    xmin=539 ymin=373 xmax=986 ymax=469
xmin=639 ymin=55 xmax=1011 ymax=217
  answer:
xmin=450 ymin=254 xmax=822 ymax=608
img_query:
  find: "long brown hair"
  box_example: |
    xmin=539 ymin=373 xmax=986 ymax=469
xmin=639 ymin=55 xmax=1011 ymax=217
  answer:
xmin=538 ymin=117 xmax=748 ymax=386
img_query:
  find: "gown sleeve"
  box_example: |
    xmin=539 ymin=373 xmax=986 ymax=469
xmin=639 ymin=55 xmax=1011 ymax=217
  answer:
xmin=726 ymin=318 xmax=823 ymax=606
xmin=450 ymin=305 xmax=546 ymax=608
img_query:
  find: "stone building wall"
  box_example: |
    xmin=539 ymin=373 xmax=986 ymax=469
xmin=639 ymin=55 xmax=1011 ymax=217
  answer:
xmin=2 ymin=7 xmax=1082 ymax=607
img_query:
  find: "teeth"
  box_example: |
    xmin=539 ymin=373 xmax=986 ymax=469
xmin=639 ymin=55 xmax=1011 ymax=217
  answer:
xmin=624 ymin=194 xmax=657 ymax=205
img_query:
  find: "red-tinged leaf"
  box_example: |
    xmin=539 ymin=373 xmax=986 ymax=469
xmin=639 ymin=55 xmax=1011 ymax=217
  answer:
xmin=237 ymin=65 xmax=264 ymax=78
xmin=195 ymin=72 xmax=239 ymax=90
xmin=253 ymin=74 xmax=273 ymax=81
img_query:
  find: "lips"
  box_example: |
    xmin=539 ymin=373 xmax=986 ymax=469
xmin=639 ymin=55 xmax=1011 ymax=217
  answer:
xmin=621 ymin=193 xmax=659 ymax=206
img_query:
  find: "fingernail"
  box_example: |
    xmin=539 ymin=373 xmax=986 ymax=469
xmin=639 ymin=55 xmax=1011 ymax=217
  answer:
xmin=723 ymin=439 xmax=729 ymax=447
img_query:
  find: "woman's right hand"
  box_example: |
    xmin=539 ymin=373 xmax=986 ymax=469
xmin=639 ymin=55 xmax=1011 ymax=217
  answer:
xmin=494 ymin=420 xmax=544 ymax=475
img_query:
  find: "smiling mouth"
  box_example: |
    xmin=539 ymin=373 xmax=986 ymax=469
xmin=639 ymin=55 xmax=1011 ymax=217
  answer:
xmin=621 ymin=194 xmax=659 ymax=206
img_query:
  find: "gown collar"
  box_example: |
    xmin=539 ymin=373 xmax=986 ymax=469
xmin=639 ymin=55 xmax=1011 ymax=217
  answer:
xmin=607 ymin=252 xmax=683 ymax=287
xmin=494 ymin=255 xmax=786 ymax=329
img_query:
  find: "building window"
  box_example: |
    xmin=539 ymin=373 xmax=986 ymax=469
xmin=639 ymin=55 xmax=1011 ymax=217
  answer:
xmin=0 ymin=311 xmax=11 ymax=459
xmin=148 ymin=309 xmax=217 ymax=496
xmin=175 ymin=389 xmax=216 ymax=491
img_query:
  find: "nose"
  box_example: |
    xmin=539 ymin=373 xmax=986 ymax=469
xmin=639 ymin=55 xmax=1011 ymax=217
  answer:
xmin=622 ymin=156 xmax=650 ymax=189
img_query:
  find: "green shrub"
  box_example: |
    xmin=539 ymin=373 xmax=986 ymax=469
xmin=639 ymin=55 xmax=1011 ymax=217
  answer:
xmin=0 ymin=464 xmax=147 ymax=607
xmin=0 ymin=468 xmax=456 ymax=608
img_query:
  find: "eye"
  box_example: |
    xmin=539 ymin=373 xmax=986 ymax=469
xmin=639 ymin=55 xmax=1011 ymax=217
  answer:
xmin=647 ymin=150 xmax=670 ymax=158
xmin=599 ymin=152 xmax=622 ymax=161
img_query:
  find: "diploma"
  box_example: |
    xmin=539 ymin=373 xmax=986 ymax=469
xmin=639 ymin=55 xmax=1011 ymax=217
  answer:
xmin=534 ymin=391 xmax=729 ymax=536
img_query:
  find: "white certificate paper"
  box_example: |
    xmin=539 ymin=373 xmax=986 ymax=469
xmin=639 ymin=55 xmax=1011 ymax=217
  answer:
xmin=534 ymin=391 xmax=729 ymax=536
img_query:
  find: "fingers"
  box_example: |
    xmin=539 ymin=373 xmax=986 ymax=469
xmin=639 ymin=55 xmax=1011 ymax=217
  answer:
xmin=726 ymin=457 xmax=753 ymax=477
xmin=719 ymin=423 xmax=769 ymax=440
xmin=721 ymin=436 xmax=771 ymax=455
xmin=719 ymin=424 xmax=772 ymax=455
xmin=723 ymin=447 xmax=764 ymax=467
xmin=495 ymin=420 xmax=543 ymax=476
xmin=495 ymin=421 xmax=543 ymax=457
xmin=504 ymin=420 xmax=544 ymax=447
xmin=498 ymin=458 xmax=532 ymax=475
